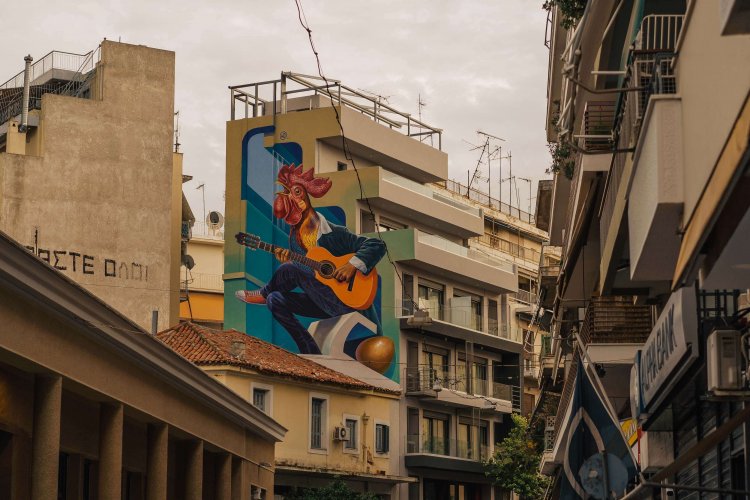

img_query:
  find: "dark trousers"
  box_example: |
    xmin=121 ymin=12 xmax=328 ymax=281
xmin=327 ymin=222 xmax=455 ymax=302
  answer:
xmin=260 ymin=263 xmax=354 ymax=354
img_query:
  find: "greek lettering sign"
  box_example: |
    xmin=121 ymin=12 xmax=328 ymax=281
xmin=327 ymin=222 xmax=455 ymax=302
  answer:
xmin=638 ymin=287 xmax=698 ymax=411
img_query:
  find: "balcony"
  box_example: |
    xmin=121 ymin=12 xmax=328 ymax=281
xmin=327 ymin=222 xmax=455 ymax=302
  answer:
xmin=441 ymin=179 xmax=535 ymax=225
xmin=184 ymin=272 xmax=224 ymax=293
xmin=189 ymin=221 xmax=224 ymax=241
xmin=229 ymin=73 xmax=447 ymax=183
xmin=404 ymin=366 xmax=518 ymax=414
xmin=406 ymin=434 xmax=489 ymax=466
xmin=335 ymin=167 xmax=483 ymax=238
xmin=627 ymin=95 xmax=683 ymax=281
xmin=390 ymin=229 xmax=517 ymax=295
xmin=476 ymin=233 xmax=541 ymax=266
xmin=598 ymin=15 xmax=683 ymax=290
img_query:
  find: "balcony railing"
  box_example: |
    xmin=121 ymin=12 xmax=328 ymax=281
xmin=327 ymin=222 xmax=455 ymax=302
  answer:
xmin=477 ymin=233 xmax=541 ymax=264
xmin=511 ymin=289 xmax=538 ymax=305
xmin=185 ymin=272 xmax=224 ymax=292
xmin=190 ymin=221 xmax=225 ymax=240
xmin=406 ymin=434 xmax=489 ymax=461
xmin=581 ymin=101 xmax=616 ymax=152
xmin=544 ymin=416 xmax=555 ymax=452
xmin=405 ymin=366 xmax=444 ymax=393
xmin=599 ymin=14 xmax=683 ymax=254
xmin=578 ymin=296 xmax=653 ymax=346
xmin=441 ymin=179 xmax=535 ymax=224
xmin=229 ymin=72 xmax=442 ymax=149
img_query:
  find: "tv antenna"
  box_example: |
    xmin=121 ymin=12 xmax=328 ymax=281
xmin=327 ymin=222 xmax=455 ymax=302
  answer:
xmin=467 ymin=131 xmax=505 ymax=202
xmin=174 ymin=111 xmax=181 ymax=153
xmin=417 ymin=93 xmax=427 ymax=143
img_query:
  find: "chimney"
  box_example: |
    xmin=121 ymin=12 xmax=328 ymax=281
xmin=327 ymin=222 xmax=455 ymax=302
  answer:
xmin=231 ymin=341 xmax=246 ymax=358
xmin=20 ymin=55 xmax=33 ymax=133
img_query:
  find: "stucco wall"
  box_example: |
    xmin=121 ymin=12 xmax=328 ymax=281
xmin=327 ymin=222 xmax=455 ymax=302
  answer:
xmin=676 ymin=0 xmax=750 ymax=224
xmin=0 ymin=41 xmax=180 ymax=331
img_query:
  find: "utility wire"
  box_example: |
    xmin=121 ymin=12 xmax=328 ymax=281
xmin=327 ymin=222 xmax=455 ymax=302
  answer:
xmin=292 ymin=0 xmax=417 ymax=309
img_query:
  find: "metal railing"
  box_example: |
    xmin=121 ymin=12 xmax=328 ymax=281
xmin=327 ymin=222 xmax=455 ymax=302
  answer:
xmin=405 ymin=366 xmax=444 ymax=393
xmin=190 ymin=221 xmax=225 ymax=240
xmin=581 ymin=101 xmax=616 ymax=152
xmin=406 ymin=434 xmax=489 ymax=461
xmin=578 ymin=296 xmax=653 ymax=345
xmin=0 ymin=48 xmax=100 ymax=127
xmin=511 ymin=289 xmax=538 ymax=305
xmin=229 ymin=72 xmax=442 ymax=149
xmin=477 ymin=233 xmax=541 ymax=264
xmin=442 ymin=179 xmax=535 ymax=224
xmin=185 ymin=272 xmax=224 ymax=292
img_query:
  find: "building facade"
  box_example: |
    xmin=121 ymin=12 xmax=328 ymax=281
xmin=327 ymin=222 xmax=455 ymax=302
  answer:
xmin=158 ymin=322 xmax=410 ymax=497
xmin=537 ymin=0 xmax=750 ymax=496
xmin=223 ymin=73 xmax=525 ymax=499
xmin=0 ymin=230 xmax=284 ymax=500
xmin=0 ymin=40 xmax=183 ymax=331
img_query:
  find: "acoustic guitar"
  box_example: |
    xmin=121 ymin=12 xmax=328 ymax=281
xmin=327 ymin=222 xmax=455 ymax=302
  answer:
xmin=235 ymin=232 xmax=378 ymax=310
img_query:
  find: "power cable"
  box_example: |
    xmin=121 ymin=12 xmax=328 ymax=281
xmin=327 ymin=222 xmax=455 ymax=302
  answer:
xmin=292 ymin=0 xmax=417 ymax=309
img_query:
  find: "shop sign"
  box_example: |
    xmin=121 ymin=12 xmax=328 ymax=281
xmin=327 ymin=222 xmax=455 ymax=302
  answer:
xmin=637 ymin=287 xmax=698 ymax=412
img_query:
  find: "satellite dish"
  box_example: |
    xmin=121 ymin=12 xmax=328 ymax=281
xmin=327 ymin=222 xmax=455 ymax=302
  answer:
xmin=206 ymin=211 xmax=224 ymax=230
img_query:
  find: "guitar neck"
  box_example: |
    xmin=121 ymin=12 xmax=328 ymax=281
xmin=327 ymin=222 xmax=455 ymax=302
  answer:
xmin=254 ymin=240 xmax=322 ymax=271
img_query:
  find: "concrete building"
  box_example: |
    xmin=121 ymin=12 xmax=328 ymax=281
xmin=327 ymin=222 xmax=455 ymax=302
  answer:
xmin=0 ymin=40 xmax=183 ymax=332
xmin=0 ymin=230 xmax=285 ymax=500
xmin=158 ymin=322 xmax=411 ymax=497
xmin=431 ymin=180 xmax=561 ymax=413
xmin=224 ymin=73 xmax=525 ymax=499
xmin=537 ymin=0 xmax=750 ymax=496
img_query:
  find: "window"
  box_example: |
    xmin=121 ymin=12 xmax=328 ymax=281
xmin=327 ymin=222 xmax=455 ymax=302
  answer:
xmin=252 ymin=388 xmax=267 ymax=413
xmin=402 ymin=273 xmax=414 ymax=315
xmin=488 ymin=299 xmax=499 ymax=336
xmin=418 ymin=279 xmax=445 ymax=320
xmin=344 ymin=418 xmax=358 ymax=450
xmin=310 ymin=397 xmax=327 ymax=450
xmin=375 ymin=423 xmax=390 ymax=454
xmin=337 ymin=161 xmax=347 ymax=171
xmin=473 ymin=358 xmax=488 ymax=396
xmin=422 ymin=411 xmax=449 ymax=455
xmin=377 ymin=215 xmax=406 ymax=232
xmin=453 ymin=289 xmax=482 ymax=331
xmin=251 ymin=383 xmax=272 ymax=416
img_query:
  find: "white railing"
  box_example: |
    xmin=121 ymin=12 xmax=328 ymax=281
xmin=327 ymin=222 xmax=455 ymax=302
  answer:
xmin=186 ymin=272 xmax=224 ymax=292
xmin=1 ymin=50 xmax=98 ymax=90
xmin=190 ymin=221 xmax=225 ymax=240
xmin=636 ymin=14 xmax=684 ymax=52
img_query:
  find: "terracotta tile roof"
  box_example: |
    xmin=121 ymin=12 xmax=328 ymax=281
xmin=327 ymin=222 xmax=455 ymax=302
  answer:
xmin=157 ymin=322 xmax=397 ymax=394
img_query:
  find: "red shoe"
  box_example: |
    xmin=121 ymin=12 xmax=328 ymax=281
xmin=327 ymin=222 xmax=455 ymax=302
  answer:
xmin=235 ymin=290 xmax=266 ymax=304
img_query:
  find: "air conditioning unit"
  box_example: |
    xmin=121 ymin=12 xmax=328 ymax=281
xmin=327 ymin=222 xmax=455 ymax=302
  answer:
xmin=707 ymin=329 xmax=743 ymax=392
xmin=333 ymin=426 xmax=349 ymax=441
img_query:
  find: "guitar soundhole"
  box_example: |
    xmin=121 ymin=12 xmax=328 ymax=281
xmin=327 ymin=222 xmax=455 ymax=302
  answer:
xmin=319 ymin=261 xmax=335 ymax=278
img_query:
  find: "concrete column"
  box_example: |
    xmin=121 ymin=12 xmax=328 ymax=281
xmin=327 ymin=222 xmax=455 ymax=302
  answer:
xmin=31 ymin=374 xmax=62 ymax=500
xmin=216 ymin=453 xmax=232 ymax=500
xmin=231 ymin=457 xmax=248 ymax=500
xmin=146 ymin=423 xmax=168 ymax=500
xmin=185 ymin=440 xmax=203 ymax=500
xmin=97 ymin=403 xmax=123 ymax=500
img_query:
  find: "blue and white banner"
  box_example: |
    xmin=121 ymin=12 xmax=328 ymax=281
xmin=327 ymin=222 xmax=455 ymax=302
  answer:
xmin=560 ymin=361 xmax=638 ymax=499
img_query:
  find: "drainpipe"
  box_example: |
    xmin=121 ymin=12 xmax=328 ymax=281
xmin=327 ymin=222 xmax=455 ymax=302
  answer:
xmin=19 ymin=55 xmax=33 ymax=132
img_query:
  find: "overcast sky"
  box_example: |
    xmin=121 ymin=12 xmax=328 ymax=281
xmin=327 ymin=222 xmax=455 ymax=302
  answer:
xmin=1 ymin=0 xmax=552 ymax=220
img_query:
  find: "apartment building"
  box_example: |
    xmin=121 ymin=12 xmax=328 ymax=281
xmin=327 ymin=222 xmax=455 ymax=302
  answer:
xmin=0 ymin=230 xmax=284 ymax=500
xmin=432 ymin=180 xmax=561 ymax=411
xmin=537 ymin=0 xmax=750 ymax=496
xmin=224 ymin=73 xmax=524 ymax=499
xmin=0 ymin=41 xmax=183 ymax=332
xmin=159 ymin=322 xmax=409 ymax=497
xmin=180 ymin=210 xmax=226 ymax=329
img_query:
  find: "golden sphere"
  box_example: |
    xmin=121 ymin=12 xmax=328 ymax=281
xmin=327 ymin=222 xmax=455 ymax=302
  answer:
xmin=355 ymin=336 xmax=395 ymax=374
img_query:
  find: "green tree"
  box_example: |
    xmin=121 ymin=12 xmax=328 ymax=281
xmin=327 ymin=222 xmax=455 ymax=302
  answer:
xmin=484 ymin=414 xmax=550 ymax=500
xmin=284 ymin=478 xmax=378 ymax=500
xmin=542 ymin=0 xmax=587 ymax=29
